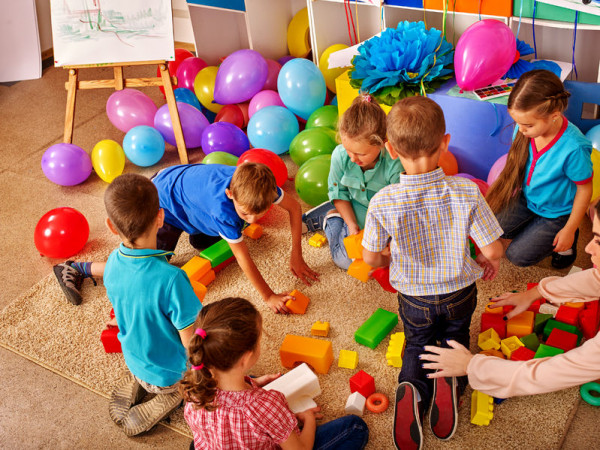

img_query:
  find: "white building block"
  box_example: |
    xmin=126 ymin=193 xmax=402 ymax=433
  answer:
xmin=345 ymin=392 xmax=366 ymax=416
xmin=539 ymin=302 xmax=559 ymax=317
xmin=264 ymin=363 xmax=321 ymax=413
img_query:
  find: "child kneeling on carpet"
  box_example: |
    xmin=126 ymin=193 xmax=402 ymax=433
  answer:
xmin=103 ymin=174 xmax=202 ymax=436
xmin=362 ymin=96 xmax=504 ymax=449
xmin=179 ymin=297 xmax=369 ymax=450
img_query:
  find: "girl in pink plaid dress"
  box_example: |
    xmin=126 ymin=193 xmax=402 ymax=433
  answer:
xmin=179 ymin=297 xmax=369 ymax=450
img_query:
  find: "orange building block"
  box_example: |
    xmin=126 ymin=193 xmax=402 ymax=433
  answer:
xmin=565 ymin=301 xmax=585 ymax=311
xmin=347 ymin=259 xmax=372 ymax=283
xmin=243 ymin=223 xmax=263 ymax=239
xmin=279 ymin=335 xmax=334 ymax=374
xmin=190 ymin=280 xmax=207 ymax=303
xmin=479 ymin=348 xmax=505 ymax=359
xmin=286 ymin=289 xmax=310 ymax=314
xmin=424 ymin=0 xmax=512 ymax=17
xmin=182 ymin=256 xmax=211 ymax=282
xmin=343 ymin=230 xmax=364 ymax=260
xmin=198 ymin=269 xmax=216 ymax=287
xmin=506 ymin=311 xmax=534 ymax=338
xmin=485 ymin=302 xmax=504 ymax=315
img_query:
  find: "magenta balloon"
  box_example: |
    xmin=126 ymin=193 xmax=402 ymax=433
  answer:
xmin=153 ymin=102 xmax=209 ymax=148
xmin=248 ymin=90 xmax=285 ymax=118
xmin=214 ymin=49 xmax=268 ymax=105
xmin=487 ymin=153 xmax=508 ymax=186
xmin=454 ymin=19 xmax=516 ymax=91
xmin=201 ymin=122 xmax=250 ymax=157
xmin=263 ymin=59 xmax=282 ymax=91
xmin=106 ymin=88 xmax=157 ymax=132
xmin=175 ymin=56 xmax=208 ymax=92
xmin=41 ymin=143 xmax=93 ymax=186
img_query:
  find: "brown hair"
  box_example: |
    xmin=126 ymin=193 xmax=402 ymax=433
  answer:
xmin=386 ymin=96 xmax=446 ymax=158
xmin=229 ymin=162 xmax=277 ymax=214
xmin=338 ymin=94 xmax=387 ymax=147
xmin=486 ymin=70 xmax=570 ymax=213
xmin=104 ymin=173 xmax=160 ymax=245
xmin=179 ymin=297 xmax=261 ymax=411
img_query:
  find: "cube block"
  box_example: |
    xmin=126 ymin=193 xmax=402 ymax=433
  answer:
xmin=350 ymin=370 xmax=375 ymax=398
xmin=285 ymin=289 xmax=310 ymax=314
xmin=347 ymin=259 xmax=372 ymax=283
xmin=338 ymin=349 xmax=359 ymax=369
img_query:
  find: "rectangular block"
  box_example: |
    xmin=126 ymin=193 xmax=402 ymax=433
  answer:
xmin=213 ymin=255 xmax=236 ymax=274
xmin=101 ymin=327 xmax=122 ymax=353
xmin=263 ymin=363 xmax=321 ymax=414
xmin=425 ymin=0 xmax=512 ymax=16
xmin=506 ymin=311 xmax=534 ymax=338
xmin=546 ymin=328 xmax=578 ymax=352
xmin=372 ymin=267 xmax=397 ymax=293
xmin=280 ymin=335 xmax=333 ymax=374
xmin=386 ymin=332 xmax=406 ymax=368
xmin=555 ymin=305 xmax=580 ymax=327
xmin=543 ymin=319 xmax=583 ymax=344
xmin=480 ymin=312 xmax=507 ymax=339
xmin=285 ymin=289 xmax=310 ymax=314
xmin=199 ymin=240 xmax=233 ymax=268
xmin=355 ymin=308 xmax=398 ymax=349
xmin=198 ymin=269 xmax=216 ymax=287
xmin=243 ymin=223 xmax=263 ymax=239
xmin=181 ymin=256 xmax=211 ymax=282
xmin=534 ymin=343 xmax=565 ymax=359
xmin=510 ymin=346 xmax=535 ymax=361
xmin=471 ymin=390 xmax=494 ymax=426
xmin=190 ymin=280 xmax=207 ymax=303
xmin=343 ymin=230 xmax=364 ymax=260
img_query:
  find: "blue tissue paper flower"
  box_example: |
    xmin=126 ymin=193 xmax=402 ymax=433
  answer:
xmin=349 ymin=21 xmax=454 ymax=105
xmin=503 ymin=39 xmax=562 ymax=79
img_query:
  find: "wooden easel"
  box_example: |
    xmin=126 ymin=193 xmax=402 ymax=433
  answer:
xmin=63 ymin=60 xmax=189 ymax=164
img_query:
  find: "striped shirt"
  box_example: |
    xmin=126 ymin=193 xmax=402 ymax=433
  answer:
xmin=363 ymin=168 xmax=502 ymax=296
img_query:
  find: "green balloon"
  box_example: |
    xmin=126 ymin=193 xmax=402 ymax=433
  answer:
xmin=295 ymin=154 xmax=332 ymax=206
xmin=306 ymin=105 xmax=339 ymax=131
xmin=202 ymin=151 xmax=239 ymax=166
xmin=289 ymin=127 xmax=338 ymax=167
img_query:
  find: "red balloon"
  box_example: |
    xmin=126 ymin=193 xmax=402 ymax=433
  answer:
xmin=471 ymin=178 xmax=490 ymax=197
xmin=215 ymin=104 xmax=245 ymax=129
xmin=157 ymin=48 xmax=195 ymax=96
xmin=34 ymin=207 xmax=89 ymax=258
xmin=238 ymin=148 xmax=288 ymax=187
xmin=236 ymin=102 xmax=250 ymax=128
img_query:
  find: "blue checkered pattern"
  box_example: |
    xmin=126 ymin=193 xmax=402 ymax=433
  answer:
xmin=363 ymin=168 xmax=502 ymax=295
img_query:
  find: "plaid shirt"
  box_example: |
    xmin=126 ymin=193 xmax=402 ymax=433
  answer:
xmin=185 ymin=377 xmax=298 ymax=449
xmin=363 ymin=168 xmax=502 ymax=296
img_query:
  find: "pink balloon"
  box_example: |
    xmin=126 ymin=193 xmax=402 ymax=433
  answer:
xmin=262 ymin=59 xmax=282 ymax=91
xmin=214 ymin=49 xmax=268 ymax=105
xmin=487 ymin=153 xmax=508 ymax=186
xmin=153 ymin=102 xmax=209 ymax=148
xmin=176 ymin=56 xmax=208 ymax=92
xmin=106 ymin=89 xmax=157 ymax=133
xmin=454 ymin=19 xmax=516 ymax=91
xmin=248 ymin=90 xmax=285 ymax=118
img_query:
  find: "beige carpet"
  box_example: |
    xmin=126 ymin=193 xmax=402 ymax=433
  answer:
xmin=0 ymin=184 xmax=583 ymax=449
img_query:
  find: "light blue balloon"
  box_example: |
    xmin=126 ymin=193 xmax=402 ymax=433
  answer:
xmin=586 ymin=124 xmax=600 ymax=150
xmin=247 ymin=106 xmax=299 ymax=155
xmin=277 ymin=58 xmax=326 ymax=120
xmin=174 ymin=87 xmax=202 ymax=111
xmin=123 ymin=125 xmax=165 ymax=167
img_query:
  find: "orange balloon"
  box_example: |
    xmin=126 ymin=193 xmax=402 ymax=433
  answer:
xmin=439 ymin=150 xmax=458 ymax=175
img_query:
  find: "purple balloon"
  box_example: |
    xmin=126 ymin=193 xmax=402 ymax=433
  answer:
xmin=455 ymin=172 xmax=476 ymax=180
xmin=278 ymin=56 xmax=295 ymax=66
xmin=176 ymin=56 xmax=208 ymax=92
xmin=263 ymin=59 xmax=282 ymax=91
xmin=106 ymin=89 xmax=157 ymax=133
xmin=201 ymin=122 xmax=250 ymax=157
xmin=41 ymin=143 xmax=92 ymax=186
xmin=248 ymin=90 xmax=285 ymax=118
xmin=214 ymin=49 xmax=268 ymax=105
xmin=154 ymin=102 xmax=209 ymax=148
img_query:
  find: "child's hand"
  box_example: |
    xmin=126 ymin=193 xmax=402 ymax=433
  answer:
xmin=475 ymin=253 xmax=499 ymax=281
xmin=348 ymin=223 xmax=361 ymax=236
xmin=266 ymin=293 xmax=293 ymax=314
xmin=290 ymin=255 xmax=320 ymax=286
xmin=553 ymin=227 xmax=575 ymax=253
xmin=420 ymin=340 xmax=473 ymax=378
xmin=106 ymin=317 xmax=118 ymax=328
xmin=296 ymin=406 xmax=323 ymax=425
xmin=489 ymin=287 xmax=540 ymax=319
xmin=253 ymin=372 xmax=281 ymax=387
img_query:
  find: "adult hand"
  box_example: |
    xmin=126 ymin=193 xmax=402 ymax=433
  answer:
xmin=420 ymin=340 xmax=473 ymax=378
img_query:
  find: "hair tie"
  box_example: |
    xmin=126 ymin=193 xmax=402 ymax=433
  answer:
xmin=192 ymin=363 xmax=204 ymax=371
xmin=195 ymin=328 xmax=207 ymax=339
xmin=364 ymin=94 xmax=372 ymax=103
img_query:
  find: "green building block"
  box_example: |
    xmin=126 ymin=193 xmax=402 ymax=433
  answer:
xmin=534 ymin=343 xmax=564 ymax=359
xmin=355 ymin=308 xmax=398 ymax=349
xmin=542 ymin=319 xmax=583 ymax=345
xmin=519 ymin=333 xmax=540 ymax=352
xmin=199 ymin=240 xmax=233 ymax=268
xmin=534 ymin=313 xmax=553 ymax=334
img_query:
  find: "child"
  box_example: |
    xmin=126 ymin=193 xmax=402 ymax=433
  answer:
xmin=180 ymin=297 xmax=369 ymax=450
xmin=302 ymin=95 xmax=403 ymax=270
xmin=420 ymin=201 xmax=600 ymax=398
xmin=361 ymin=96 xmax=504 ymax=449
xmin=485 ymin=69 xmax=593 ymax=269
xmin=101 ymin=174 xmax=202 ymax=436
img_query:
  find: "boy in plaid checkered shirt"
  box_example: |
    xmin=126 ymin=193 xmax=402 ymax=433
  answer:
xmin=362 ymin=96 xmax=504 ymax=450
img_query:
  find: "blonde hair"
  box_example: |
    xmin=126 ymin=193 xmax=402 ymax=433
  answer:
xmin=229 ymin=162 xmax=277 ymax=214
xmin=338 ymin=94 xmax=387 ymax=147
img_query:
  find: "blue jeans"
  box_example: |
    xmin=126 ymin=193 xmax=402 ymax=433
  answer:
xmin=497 ymin=193 xmax=569 ymax=267
xmin=313 ymin=415 xmax=369 ymax=450
xmin=324 ymin=216 xmax=352 ymax=270
xmin=397 ymin=283 xmax=477 ymax=409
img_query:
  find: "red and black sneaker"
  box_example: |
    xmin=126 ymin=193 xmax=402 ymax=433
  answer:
xmin=393 ymin=382 xmax=422 ymax=450
xmin=429 ymin=375 xmax=458 ymax=441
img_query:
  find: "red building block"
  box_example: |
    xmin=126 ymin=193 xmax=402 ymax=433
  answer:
xmin=480 ymin=312 xmax=506 ymax=339
xmin=350 ymin=370 xmax=375 ymax=398
xmin=109 ymin=308 xmax=115 ymax=319
xmin=101 ymin=326 xmax=122 ymax=353
xmin=545 ymin=328 xmax=578 ymax=352
xmin=371 ymin=267 xmax=397 ymax=293
xmin=580 ymin=300 xmax=600 ymax=340
xmin=213 ymin=255 xmax=236 ymax=274
xmin=527 ymin=299 xmax=545 ymax=314
xmin=555 ymin=305 xmax=580 ymax=327
xmin=510 ymin=346 xmax=535 ymax=361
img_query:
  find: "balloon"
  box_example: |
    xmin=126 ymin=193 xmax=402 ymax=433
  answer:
xmin=91 ymin=139 xmax=125 ymax=183
xmin=236 ymin=102 xmax=250 ymax=127
xmin=306 ymin=105 xmax=339 ymax=130
xmin=330 ymin=95 xmax=338 ymax=106
xmin=201 ymin=122 xmax=250 ymax=157
xmin=34 ymin=207 xmax=89 ymax=258
xmin=157 ymin=48 xmax=194 ymax=95
xmin=214 ymin=49 xmax=268 ymax=105
xmin=123 ymin=126 xmax=165 ymax=167
xmin=263 ymin=59 xmax=282 ymax=91
xmin=287 ymin=7 xmax=310 ymax=57
xmin=279 ymin=55 xmax=294 ymax=66
xmin=295 ymin=155 xmax=332 ymax=206
xmin=215 ymin=104 xmax=245 ymax=128
xmin=202 ymin=151 xmax=239 ymax=166
xmin=106 ymin=89 xmax=157 ymax=133
xmin=318 ymin=44 xmax=350 ymax=93
xmin=471 ymin=178 xmax=490 ymax=196
xmin=154 ymin=102 xmax=209 ymax=148
xmin=487 ymin=153 xmax=508 ymax=186
xmin=289 ymin=127 xmax=337 ymax=167
xmin=454 ymin=19 xmax=516 ymax=91
xmin=455 ymin=172 xmax=476 ymax=180
xmin=238 ymin=148 xmax=288 ymax=187
xmin=591 ymin=149 xmax=600 ymax=203
xmin=247 ymin=106 xmax=299 ymax=155
xmin=439 ymin=150 xmax=458 ymax=176
xmin=194 ymin=66 xmax=223 ymax=114
xmin=277 ymin=58 xmax=326 ymax=120
xmin=586 ymin=124 xmax=600 ymax=150
xmin=248 ymin=90 xmax=285 ymax=118
xmin=175 ymin=56 xmax=208 ymax=92
xmin=174 ymin=87 xmax=202 ymax=111
xmin=41 ymin=143 xmax=92 ymax=186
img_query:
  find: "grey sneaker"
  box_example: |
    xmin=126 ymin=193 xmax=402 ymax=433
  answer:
xmin=121 ymin=391 xmax=182 ymax=436
xmin=302 ymin=201 xmax=335 ymax=232
xmin=53 ymin=261 xmax=84 ymax=305
xmin=109 ymin=374 xmax=147 ymax=425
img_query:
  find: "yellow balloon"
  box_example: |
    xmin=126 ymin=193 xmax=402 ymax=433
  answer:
xmin=194 ymin=66 xmax=223 ymax=114
xmin=92 ymin=139 xmax=125 ymax=183
xmin=287 ymin=7 xmax=311 ymax=58
xmin=319 ymin=44 xmax=350 ymax=93
xmin=591 ymin=148 xmax=600 ymax=203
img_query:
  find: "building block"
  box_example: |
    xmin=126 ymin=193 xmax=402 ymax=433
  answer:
xmin=243 ymin=223 xmax=263 ymax=239
xmin=350 ymin=370 xmax=376 ymax=398
xmin=539 ymin=302 xmax=559 ymax=317
xmin=181 ymin=256 xmax=211 ymax=282
xmin=471 ymin=390 xmax=494 ymax=426
xmin=101 ymin=326 xmax=122 ymax=353
xmin=199 ymin=239 xmax=233 ymax=268
xmin=500 ymin=336 xmax=524 ymax=359
xmin=371 ymin=267 xmax=397 ymax=293
xmin=510 ymin=346 xmax=535 ymax=361
xmin=338 ymin=349 xmax=359 ymax=370
xmin=542 ymin=319 xmax=583 ymax=344
xmin=190 ymin=280 xmax=207 ymax=303
xmin=198 ymin=269 xmax=216 ymax=287
xmin=478 ymin=328 xmax=501 ymax=351
xmin=534 ymin=343 xmax=564 ymax=359
xmin=355 ymin=308 xmax=398 ymax=349
xmin=109 ymin=308 xmax=115 ymax=319
xmin=345 ymin=392 xmax=366 ymax=416
xmin=311 ymin=321 xmax=330 ymax=337
xmin=480 ymin=312 xmax=506 ymax=339
xmin=279 ymin=335 xmax=333 ymax=374
xmin=347 ymin=259 xmax=372 ymax=283
xmin=565 ymin=301 xmax=585 ymax=311
xmin=285 ymin=289 xmax=310 ymax=314
xmin=264 ymin=363 xmax=321 ymax=413
xmin=308 ymin=233 xmax=327 ymax=248
xmin=534 ymin=313 xmax=554 ymax=334
xmin=386 ymin=332 xmax=406 ymax=368
xmin=485 ymin=302 xmax=503 ymax=315
xmin=580 ymin=302 xmax=600 ymax=340
xmin=213 ymin=255 xmax=236 ymax=274
xmin=519 ymin=333 xmax=540 ymax=352
xmin=479 ymin=348 xmax=505 ymax=359
xmin=506 ymin=311 xmax=534 ymax=338
xmin=555 ymin=305 xmax=580 ymax=327
xmin=343 ymin=229 xmax=364 ymax=259
xmin=545 ymin=328 xmax=579 ymax=352
xmin=527 ymin=299 xmax=545 ymax=314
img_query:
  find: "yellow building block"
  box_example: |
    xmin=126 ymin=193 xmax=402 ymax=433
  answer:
xmin=500 ymin=335 xmax=524 ymax=358
xmin=197 ymin=269 xmax=216 ymax=287
xmin=190 ymin=280 xmax=207 ymax=303
xmin=506 ymin=310 xmax=534 ymax=338
xmin=286 ymin=289 xmax=310 ymax=314
xmin=347 ymin=259 xmax=372 ymax=283
xmin=181 ymin=256 xmax=211 ymax=282
xmin=280 ymin=335 xmax=334 ymax=374
xmin=471 ymin=390 xmax=494 ymax=426
xmin=343 ymin=229 xmax=364 ymax=260
xmin=338 ymin=349 xmax=358 ymax=369
xmin=243 ymin=223 xmax=263 ymax=239
xmin=311 ymin=321 xmax=330 ymax=337
xmin=386 ymin=332 xmax=406 ymax=368
xmin=478 ymin=328 xmax=501 ymax=351
xmin=485 ymin=302 xmax=504 ymax=315
xmin=309 ymin=233 xmax=328 ymax=248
